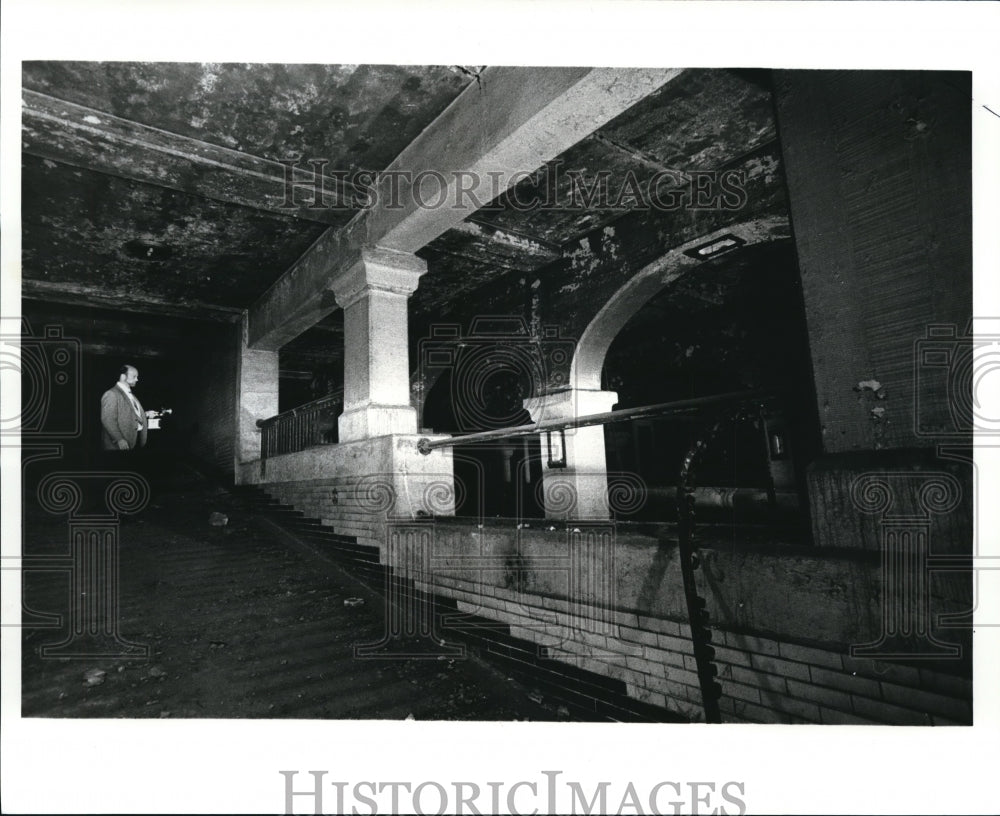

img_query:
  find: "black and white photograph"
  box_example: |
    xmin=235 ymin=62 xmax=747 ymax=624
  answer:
xmin=2 ymin=2 xmax=998 ymax=814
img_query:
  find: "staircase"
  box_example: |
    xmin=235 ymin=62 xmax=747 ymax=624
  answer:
xmin=232 ymin=484 xmax=386 ymax=584
xmin=232 ymin=483 xmax=688 ymax=723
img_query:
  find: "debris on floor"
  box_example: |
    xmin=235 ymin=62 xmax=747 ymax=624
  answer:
xmin=208 ymin=512 xmax=228 ymax=526
xmin=21 ymin=471 xmax=606 ymax=723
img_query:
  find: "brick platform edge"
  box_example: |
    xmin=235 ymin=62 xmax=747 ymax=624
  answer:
xmin=235 ymin=484 xmax=972 ymax=726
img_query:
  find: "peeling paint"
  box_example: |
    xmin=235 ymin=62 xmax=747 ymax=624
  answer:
xmin=198 ymin=64 xmax=221 ymax=94
xmin=743 ymin=154 xmax=780 ymax=183
xmin=23 ymin=62 xmax=476 ymax=171
xmin=21 ymin=154 xmax=327 ymax=309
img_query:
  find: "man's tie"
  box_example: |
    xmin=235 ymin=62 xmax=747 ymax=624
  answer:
xmin=124 ymin=390 xmax=143 ymax=430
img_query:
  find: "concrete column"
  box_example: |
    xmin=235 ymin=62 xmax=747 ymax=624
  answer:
xmin=332 ymin=247 xmax=426 ymax=443
xmin=525 ymin=388 xmax=618 ymax=520
xmin=236 ymin=313 xmax=279 ymax=467
xmin=773 ymin=71 xmax=973 ymax=559
xmin=773 ymin=70 xmax=971 ymax=453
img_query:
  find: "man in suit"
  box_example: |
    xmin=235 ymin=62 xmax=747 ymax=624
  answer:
xmin=101 ymin=364 xmax=151 ymax=452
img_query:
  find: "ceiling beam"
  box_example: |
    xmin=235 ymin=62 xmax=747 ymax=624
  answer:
xmin=22 ymin=279 xmax=243 ymax=322
xmin=246 ymin=217 xmax=365 ymax=350
xmin=247 ymin=67 xmax=685 ymax=350
xmin=22 ymin=90 xmax=364 ymax=226
xmin=368 ymin=67 xmax=685 ymax=253
xmin=78 ymin=341 xmax=176 ymax=359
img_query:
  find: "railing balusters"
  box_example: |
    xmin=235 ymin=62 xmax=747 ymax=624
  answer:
xmin=257 ymin=392 xmax=344 ymax=462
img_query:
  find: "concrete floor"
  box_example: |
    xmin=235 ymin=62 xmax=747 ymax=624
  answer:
xmin=20 ymin=461 xmax=572 ymax=721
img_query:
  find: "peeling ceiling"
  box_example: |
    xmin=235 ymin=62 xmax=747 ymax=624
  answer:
xmin=22 ymin=154 xmax=328 ymax=315
xmin=22 ymin=62 xmax=475 ymax=172
xmin=20 ymin=63 xmax=788 ymax=390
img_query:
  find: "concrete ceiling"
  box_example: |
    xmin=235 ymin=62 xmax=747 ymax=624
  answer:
xmin=21 ymin=63 xmax=786 ymax=378
xmin=22 ymin=62 xmax=476 ymax=176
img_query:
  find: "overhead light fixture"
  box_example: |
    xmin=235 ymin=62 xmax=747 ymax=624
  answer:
xmin=683 ymin=233 xmax=745 ymax=261
xmin=546 ymin=429 xmax=567 ymax=469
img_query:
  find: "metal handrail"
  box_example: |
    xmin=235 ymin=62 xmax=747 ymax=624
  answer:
xmin=417 ymin=389 xmax=771 ymax=454
xmin=254 ymin=384 xmax=785 ymax=722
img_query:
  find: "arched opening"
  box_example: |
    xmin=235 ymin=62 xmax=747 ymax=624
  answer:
xmin=571 ymin=220 xmax=819 ymax=524
xmin=605 ymin=239 xmax=817 ymax=517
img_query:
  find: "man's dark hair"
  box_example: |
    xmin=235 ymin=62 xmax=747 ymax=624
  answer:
xmin=119 ymin=364 xmax=136 ymax=377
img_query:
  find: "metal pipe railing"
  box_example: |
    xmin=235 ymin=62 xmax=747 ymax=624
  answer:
xmin=417 ymin=388 xmax=776 ymax=723
xmin=255 ymin=384 xmax=785 ymax=723
xmin=416 ymin=389 xmax=770 ymax=454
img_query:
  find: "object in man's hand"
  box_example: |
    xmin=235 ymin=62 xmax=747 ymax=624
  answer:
xmin=146 ymin=407 xmax=172 ymax=430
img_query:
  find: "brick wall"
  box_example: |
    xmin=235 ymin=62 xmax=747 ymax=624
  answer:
xmin=714 ymin=634 xmax=970 ymax=725
xmin=411 ymin=565 xmax=971 ymax=725
xmin=248 ymin=474 xmax=972 ymax=725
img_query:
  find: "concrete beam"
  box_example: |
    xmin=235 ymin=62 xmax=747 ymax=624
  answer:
xmin=369 ymin=67 xmax=685 ymax=252
xmin=22 ymin=90 xmax=364 ymax=226
xmin=246 ymin=67 xmax=684 ymax=350
xmin=78 ymin=341 xmax=172 ymax=358
xmin=247 ymin=216 xmax=367 ymax=350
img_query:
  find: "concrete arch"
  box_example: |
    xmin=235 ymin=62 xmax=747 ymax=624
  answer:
xmin=569 ymin=216 xmax=791 ymax=392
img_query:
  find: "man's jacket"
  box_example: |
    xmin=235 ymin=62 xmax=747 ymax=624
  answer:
xmin=100 ymin=386 xmax=147 ymax=450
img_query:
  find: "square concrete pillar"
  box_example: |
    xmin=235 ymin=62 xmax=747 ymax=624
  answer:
xmin=525 ymin=389 xmax=618 ymax=520
xmin=772 ymin=70 xmax=971 ymax=454
xmin=236 ymin=313 xmax=279 ymax=468
xmin=332 ymin=247 xmax=426 ymax=442
xmin=773 ymin=71 xmax=972 ymax=553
